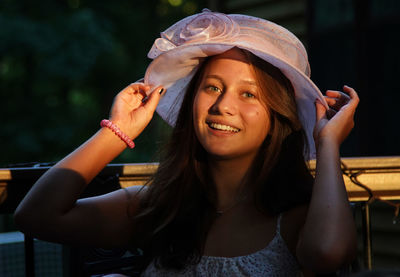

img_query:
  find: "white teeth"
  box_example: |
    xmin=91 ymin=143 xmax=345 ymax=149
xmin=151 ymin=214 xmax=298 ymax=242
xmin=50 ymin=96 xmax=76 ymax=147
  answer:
xmin=208 ymin=122 xmax=240 ymax=132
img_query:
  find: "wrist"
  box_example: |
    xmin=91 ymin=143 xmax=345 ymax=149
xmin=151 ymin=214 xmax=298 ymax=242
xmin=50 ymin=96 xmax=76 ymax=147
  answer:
xmin=316 ymin=136 xmax=340 ymax=156
xmin=109 ymin=116 xmax=141 ymax=140
xmin=100 ymin=119 xmax=135 ymax=149
xmin=98 ymin=127 xmax=127 ymax=149
xmin=316 ymin=134 xmax=340 ymax=147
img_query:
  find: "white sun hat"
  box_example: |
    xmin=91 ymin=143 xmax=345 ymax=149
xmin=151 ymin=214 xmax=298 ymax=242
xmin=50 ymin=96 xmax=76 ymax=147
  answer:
xmin=144 ymin=9 xmax=328 ymax=159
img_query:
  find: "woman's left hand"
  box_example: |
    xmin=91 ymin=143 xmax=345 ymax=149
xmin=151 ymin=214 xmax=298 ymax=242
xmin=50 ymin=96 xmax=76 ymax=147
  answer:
xmin=313 ymin=85 xmax=359 ymax=147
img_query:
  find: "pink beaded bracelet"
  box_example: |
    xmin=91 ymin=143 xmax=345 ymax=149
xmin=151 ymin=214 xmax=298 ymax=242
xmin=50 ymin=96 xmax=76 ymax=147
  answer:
xmin=100 ymin=119 xmax=135 ymax=149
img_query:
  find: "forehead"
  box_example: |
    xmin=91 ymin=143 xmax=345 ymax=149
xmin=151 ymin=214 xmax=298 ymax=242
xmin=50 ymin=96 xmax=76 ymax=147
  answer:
xmin=210 ymin=48 xmax=249 ymax=63
xmin=202 ymin=48 xmax=255 ymax=78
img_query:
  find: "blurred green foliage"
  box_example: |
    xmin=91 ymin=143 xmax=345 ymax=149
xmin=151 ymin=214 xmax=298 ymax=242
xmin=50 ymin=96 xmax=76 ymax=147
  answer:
xmin=0 ymin=0 xmax=205 ymax=167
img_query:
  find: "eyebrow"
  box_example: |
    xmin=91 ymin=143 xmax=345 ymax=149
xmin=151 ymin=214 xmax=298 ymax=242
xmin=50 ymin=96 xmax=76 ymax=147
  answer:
xmin=205 ymin=75 xmax=257 ymax=86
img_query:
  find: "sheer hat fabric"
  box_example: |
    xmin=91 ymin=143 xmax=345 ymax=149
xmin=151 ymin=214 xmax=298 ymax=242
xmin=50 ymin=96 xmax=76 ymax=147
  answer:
xmin=144 ymin=9 xmax=328 ymax=159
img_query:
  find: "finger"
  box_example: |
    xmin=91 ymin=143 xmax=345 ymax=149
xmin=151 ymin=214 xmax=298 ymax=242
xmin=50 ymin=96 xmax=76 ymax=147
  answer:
xmin=315 ymin=99 xmax=327 ymax=122
xmin=325 ymin=97 xmax=338 ymax=107
xmin=325 ymin=90 xmax=342 ymax=98
xmin=143 ymin=86 xmax=165 ymax=112
xmin=325 ymin=91 xmax=350 ymax=111
xmin=326 ymin=90 xmax=350 ymax=102
xmin=131 ymin=83 xmax=153 ymax=103
xmin=125 ymin=83 xmax=150 ymax=95
xmin=325 ymin=97 xmax=346 ymax=111
xmin=343 ymin=85 xmax=360 ymax=107
xmin=325 ymin=96 xmax=346 ymax=112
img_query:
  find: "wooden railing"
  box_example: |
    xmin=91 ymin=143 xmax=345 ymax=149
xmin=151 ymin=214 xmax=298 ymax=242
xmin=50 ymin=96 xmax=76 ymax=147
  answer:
xmin=1 ymin=156 xmax=399 ymax=276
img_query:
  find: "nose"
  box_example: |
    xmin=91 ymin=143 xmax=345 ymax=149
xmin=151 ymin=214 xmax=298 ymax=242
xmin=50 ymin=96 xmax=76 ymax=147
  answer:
xmin=209 ymin=91 xmax=237 ymax=115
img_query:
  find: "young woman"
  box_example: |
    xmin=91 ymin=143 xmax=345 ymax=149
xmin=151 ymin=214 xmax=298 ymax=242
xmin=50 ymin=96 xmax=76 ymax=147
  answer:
xmin=14 ymin=10 xmax=359 ymax=276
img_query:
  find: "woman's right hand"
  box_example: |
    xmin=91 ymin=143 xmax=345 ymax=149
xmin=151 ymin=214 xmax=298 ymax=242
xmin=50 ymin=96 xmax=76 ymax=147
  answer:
xmin=109 ymin=83 xmax=165 ymax=140
xmin=14 ymin=82 xmax=165 ymax=248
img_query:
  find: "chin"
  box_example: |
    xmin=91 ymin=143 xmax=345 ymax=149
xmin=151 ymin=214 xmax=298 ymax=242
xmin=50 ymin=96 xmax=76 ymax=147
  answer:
xmin=205 ymin=148 xmax=254 ymax=161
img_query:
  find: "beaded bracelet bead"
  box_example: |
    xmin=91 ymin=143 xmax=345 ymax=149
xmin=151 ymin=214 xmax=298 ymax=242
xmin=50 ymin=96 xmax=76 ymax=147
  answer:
xmin=100 ymin=119 xmax=135 ymax=149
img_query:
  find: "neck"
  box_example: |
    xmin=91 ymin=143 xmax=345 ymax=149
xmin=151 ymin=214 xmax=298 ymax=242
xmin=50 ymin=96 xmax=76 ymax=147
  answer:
xmin=208 ymin=154 xmax=255 ymax=211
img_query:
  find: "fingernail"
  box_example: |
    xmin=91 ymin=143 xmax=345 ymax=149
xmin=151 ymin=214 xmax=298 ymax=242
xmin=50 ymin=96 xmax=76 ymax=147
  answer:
xmin=159 ymin=88 xmax=164 ymax=95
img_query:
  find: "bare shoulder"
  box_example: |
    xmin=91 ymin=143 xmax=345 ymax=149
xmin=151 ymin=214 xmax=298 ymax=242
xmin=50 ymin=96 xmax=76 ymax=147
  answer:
xmin=280 ymin=204 xmax=309 ymax=254
xmin=123 ymin=185 xmax=148 ymax=216
xmin=124 ymin=185 xmax=148 ymax=199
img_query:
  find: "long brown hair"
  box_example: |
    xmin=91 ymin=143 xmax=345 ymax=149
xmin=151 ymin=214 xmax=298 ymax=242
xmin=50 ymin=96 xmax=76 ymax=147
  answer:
xmin=131 ymin=49 xmax=313 ymax=270
xmin=242 ymin=50 xmax=313 ymax=214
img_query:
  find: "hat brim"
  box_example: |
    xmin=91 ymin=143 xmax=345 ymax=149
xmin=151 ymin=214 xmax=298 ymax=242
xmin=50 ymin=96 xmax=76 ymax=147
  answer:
xmin=144 ymin=43 xmax=328 ymax=159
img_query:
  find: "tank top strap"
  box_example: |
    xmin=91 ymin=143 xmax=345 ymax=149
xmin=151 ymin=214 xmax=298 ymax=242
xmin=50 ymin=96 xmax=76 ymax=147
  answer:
xmin=276 ymin=213 xmax=283 ymax=235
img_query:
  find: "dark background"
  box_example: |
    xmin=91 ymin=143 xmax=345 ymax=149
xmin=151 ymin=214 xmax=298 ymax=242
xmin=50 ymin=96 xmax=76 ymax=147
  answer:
xmin=1 ymin=0 xmax=399 ymax=271
xmin=308 ymin=0 xmax=400 ymax=157
xmin=1 ymin=0 xmax=399 ymax=166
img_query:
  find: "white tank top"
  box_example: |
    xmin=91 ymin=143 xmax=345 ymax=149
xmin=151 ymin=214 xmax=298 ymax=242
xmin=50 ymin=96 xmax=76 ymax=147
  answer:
xmin=141 ymin=214 xmax=300 ymax=276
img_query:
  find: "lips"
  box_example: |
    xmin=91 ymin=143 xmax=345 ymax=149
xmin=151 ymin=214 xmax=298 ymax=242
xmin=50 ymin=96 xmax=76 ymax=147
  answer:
xmin=207 ymin=122 xmax=240 ymax=133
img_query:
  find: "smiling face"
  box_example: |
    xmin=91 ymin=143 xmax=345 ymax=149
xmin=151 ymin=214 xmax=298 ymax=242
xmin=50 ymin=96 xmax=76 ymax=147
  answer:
xmin=193 ymin=48 xmax=270 ymax=161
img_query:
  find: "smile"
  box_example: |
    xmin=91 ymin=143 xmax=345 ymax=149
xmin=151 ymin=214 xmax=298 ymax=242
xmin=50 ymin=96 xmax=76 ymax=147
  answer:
xmin=207 ymin=122 xmax=240 ymax=133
